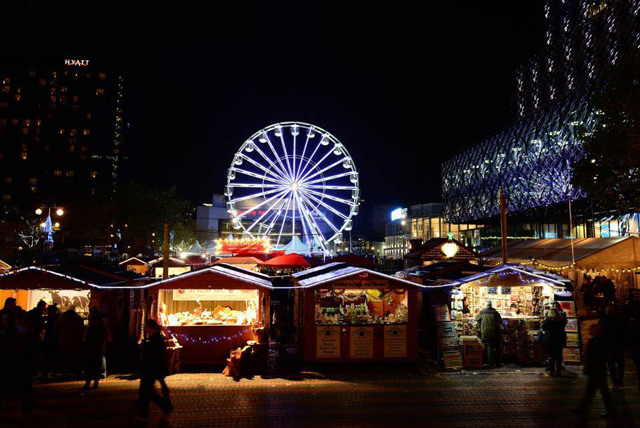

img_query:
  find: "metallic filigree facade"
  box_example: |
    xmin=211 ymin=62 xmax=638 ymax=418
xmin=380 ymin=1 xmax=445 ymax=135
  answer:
xmin=442 ymin=96 xmax=598 ymax=223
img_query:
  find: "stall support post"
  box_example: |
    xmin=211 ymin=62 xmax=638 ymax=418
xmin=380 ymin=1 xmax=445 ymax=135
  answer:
xmin=500 ymin=192 xmax=508 ymax=265
xmin=163 ymin=222 xmax=171 ymax=279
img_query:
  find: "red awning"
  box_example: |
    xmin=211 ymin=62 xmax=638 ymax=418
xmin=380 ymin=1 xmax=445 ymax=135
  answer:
xmin=261 ymin=253 xmax=311 ymax=268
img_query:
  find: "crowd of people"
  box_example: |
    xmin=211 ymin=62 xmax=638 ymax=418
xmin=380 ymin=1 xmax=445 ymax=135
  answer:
xmin=580 ymin=275 xmax=617 ymax=311
xmin=0 ymin=297 xmax=173 ymax=419
xmin=0 ymin=297 xmax=109 ymax=414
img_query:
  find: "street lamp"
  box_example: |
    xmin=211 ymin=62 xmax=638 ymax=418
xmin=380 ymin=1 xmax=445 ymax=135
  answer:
xmin=56 ymin=208 xmax=64 ymax=216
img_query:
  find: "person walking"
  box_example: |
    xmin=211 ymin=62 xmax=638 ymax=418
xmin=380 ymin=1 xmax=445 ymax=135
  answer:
xmin=601 ymin=303 xmax=626 ymax=387
xmin=475 ymin=301 xmax=503 ymax=368
xmin=139 ymin=319 xmax=172 ymax=418
xmin=82 ymin=308 xmax=108 ymax=390
xmin=542 ymin=307 xmax=567 ymax=376
xmin=573 ymin=323 xmax=616 ymax=418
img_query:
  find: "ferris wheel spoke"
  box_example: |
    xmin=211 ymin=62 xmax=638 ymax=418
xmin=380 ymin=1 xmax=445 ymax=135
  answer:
xmin=232 ymin=167 xmax=287 ymax=185
xmin=302 ymin=188 xmax=357 ymax=207
xmin=263 ymin=132 xmax=292 ymax=181
xmin=249 ymin=143 xmax=290 ymax=181
xmin=295 ymin=137 xmax=325 ymax=182
xmin=293 ymin=192 xmax=311 ymax=252
xmin=230 ymin=183 xmax=282 ymax=189
xmin=299 ymin=157 xmax=349 ymax=184
xmin=298 ymin=149 xmax=334 ymax=183
xmin=278 ymin=133 xmax=294 ymax=179
xmin=297 ymin=192 xmax=341 ymax=235
xmin=239 ymin=153 xmax=288 ymax=183
xmin=297 ymin=129 xmax=313 ymax=181
xmin=303 ymin=185 xmax=358 ymax=191
xmin=300 ymin=190 xmax=349 ymax=220
xmin=245 ymin=190 xmax=290 ymax=233
xmin=231 ymin=188 xmax=286 ymax=210
xmin=275 ymin=193 xmax=293 ymax=248
xmin=303 ymin=171 xmax=354 ymax=186
xmin=296 ymin=196 xmax=328 ymax=252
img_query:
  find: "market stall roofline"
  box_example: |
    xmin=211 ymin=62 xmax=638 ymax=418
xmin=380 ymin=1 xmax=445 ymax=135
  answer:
xmin=94 ymin=265 xmax=274 ymax=290
xmin=118 ymin=257 xmax=150 ymax=266
xmin=295 ymin=266 xmax=429 ymax=289
xmin=0 ymin=266 xmax=128 ymax=289
xmin=449 ymin=264 xmax=566 ymax=287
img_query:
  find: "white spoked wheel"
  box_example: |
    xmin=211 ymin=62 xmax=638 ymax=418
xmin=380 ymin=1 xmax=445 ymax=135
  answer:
xmin=225 ymin=122 xmax=359 ymax=254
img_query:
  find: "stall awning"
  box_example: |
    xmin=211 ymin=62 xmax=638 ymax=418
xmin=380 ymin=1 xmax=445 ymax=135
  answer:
xmin=262 ymin=253 xmax=311 ymax=268
xmin=449 ymin=264 xmax=567 ymax=288
xmin=481 ymin=237 xmax=640 ymax=269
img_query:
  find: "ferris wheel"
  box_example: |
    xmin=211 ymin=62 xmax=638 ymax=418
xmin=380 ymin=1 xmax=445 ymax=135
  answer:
xmin=225 ymin=122 xmax=360 ymax=254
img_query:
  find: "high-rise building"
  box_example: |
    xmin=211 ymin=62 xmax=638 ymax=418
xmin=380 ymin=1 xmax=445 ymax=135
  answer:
xmin=0 ymin=58 xmax=126 ymax=213
xmin=515 ymin=0 xmax=640 ymax=117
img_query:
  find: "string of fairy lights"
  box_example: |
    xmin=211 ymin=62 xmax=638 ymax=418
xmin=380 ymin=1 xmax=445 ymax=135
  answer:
xmin=497 ymin=259 xmax=640 ymax=274
xmin=165 ymin=328 xmax=254 ymax=345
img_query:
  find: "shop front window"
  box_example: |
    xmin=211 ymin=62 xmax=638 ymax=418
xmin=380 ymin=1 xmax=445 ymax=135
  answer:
xmin=314 ymin=288 xmax=408 ymax=325
xmin=159 ymin=289 xmax=260 ymax=326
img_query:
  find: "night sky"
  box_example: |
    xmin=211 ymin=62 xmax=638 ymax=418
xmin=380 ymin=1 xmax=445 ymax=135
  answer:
xmin=2 ymin=1 xmax=544 ymax=209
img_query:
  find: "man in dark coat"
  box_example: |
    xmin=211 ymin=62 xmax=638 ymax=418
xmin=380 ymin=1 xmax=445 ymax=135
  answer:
xmin=542 ymin=308 xmax=567 ymax=376
xmin=574 ymin=324 xmax=615 ymax=418
xmin=475 ymin=301 xmax=503 ymax=368
xmin=601 ymin=303 xmax=626 ymax=387
xmin=139 ymin=319 xmax=172 ymax=418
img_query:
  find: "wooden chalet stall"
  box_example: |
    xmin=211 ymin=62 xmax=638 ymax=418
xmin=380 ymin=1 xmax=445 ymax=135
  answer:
xmin=293 ymin=264 xmax=422 ymax=362
xmin=149 ymin=264 xmax=272 ymax=364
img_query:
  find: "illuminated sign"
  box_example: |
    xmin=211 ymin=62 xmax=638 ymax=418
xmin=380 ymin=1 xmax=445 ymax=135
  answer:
xmin=64 ymin=59 xmax=90 ymax=67
xmin=441 ymin=241 xmax=460 ymax=258
xmin=215 ymin=237 xmax=271 ymax=254
xmin=390 ymin=208 xmax=406 ymax=221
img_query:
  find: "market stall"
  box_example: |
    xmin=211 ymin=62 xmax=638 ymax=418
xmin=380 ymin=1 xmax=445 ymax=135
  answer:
xmin=293 ymin=264 xmax=422 ymax=362
xmin=149 ymin=265 xmax=272 ymax=364
xmin=0 ymin=266 xmax=93 ymax=316
xmin=448 ymin=265 xmax=571 ymax=366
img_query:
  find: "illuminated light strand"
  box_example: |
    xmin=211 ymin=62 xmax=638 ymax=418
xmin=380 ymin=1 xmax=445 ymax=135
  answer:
xmin=165 ymin=328 xmax=254 ymax=345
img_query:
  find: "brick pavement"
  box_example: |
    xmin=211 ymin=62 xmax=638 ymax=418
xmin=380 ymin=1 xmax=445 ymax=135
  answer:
xmin=1 ymin=364 xmax=639 ymax=428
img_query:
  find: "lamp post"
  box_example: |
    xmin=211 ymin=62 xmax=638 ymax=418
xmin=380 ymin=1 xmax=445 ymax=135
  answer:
xmin=34 ymin=206 xmax=64 ymax=249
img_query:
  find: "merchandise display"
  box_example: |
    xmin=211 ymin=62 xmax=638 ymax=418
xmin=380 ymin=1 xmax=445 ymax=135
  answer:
xmin=159 ymin=289 xmax=259 ymax=327
xmin=314 ymin=289 xmax=408 ymax=325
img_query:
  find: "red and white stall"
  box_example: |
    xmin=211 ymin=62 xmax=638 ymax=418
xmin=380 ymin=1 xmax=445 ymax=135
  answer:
xmin=148 ymin=265 xmax=272 ymax=364
xmin=293 ymin=264 xmax=423 ymax=362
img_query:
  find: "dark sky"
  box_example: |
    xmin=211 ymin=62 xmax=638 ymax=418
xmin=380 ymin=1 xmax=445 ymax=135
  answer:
xmin=2 ymin=1 xmax=545 ymax=209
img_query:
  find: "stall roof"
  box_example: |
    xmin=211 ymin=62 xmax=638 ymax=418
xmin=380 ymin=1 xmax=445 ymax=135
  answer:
xmin=211 ymin=256 xmax=263 ymax=266
xmin=294 ymin=265 xmax=426 ymax=289
xmin=118 ymin=257 xmax=150 ymax=266
xmin=149 ymin=257 xmax=187 ymax=267
xmin=481 ymin=237 xmax=640 ymax=268
xmin=0 ymin=259 xmax=12 ymax=271
xmin=135 ymin=265 xmax=273 ymax=290
xmin=404 ymin=238 xmax=478 ymax=262
xmin=449 ymin=264 xmax=567 ymax=287
xmin=0 ymin=265 xmax=146 ymax=289
xmin=291 ymin=262 xmax=346 ymax=281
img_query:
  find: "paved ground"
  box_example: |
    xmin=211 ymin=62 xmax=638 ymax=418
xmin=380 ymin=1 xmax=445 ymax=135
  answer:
xmin=1 ymin=364 xmax=639 ymax=428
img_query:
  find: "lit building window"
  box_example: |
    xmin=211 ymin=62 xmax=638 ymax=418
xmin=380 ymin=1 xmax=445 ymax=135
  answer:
xmin=54 ymin=170 xmax=62 ymax=177
xmin=58 ymin=129 xmax=65 ymax=135
xmin=81 ymin=145 xmax=88 ymax=152
xmin=38 ymin=79 xmax=46 ymax=86
xmin=28 ymin=70 xmax=36 ymax=77
xmin=4 ymin=177 xmax=12 ymax=184
xmin=22 ymin=127 xmax=29 ymax=135
xmin=30 ymin=186 xmax=36 ymax=193
xmin=28 ymin=178 xmax=37 ymax=185
xmin=96 ymin=89 xmax=105 ymax=96
xmin=2 ymin=195 xmax=10 ymax=202
xmin=99 ymin=73 xmax=107 ymax=80
xmin=21 ymin=144 xmax=28 ymax=151
xmin=21 ymin=152 xmax=27 ymax=160
xmin=82 ymin=129 xmax=90 ymax=136
xmin=50 ymin=96 xmax=56 ymax=103
xmin=69 ymin=145 xmax=75 ymax=153
xmin=90 ymin=171 xmax=98 ymax=179
xmin=70 ymin=129 xmax=77 ymax=136
xmin=66 ymin=171 xmax=74 ymax=178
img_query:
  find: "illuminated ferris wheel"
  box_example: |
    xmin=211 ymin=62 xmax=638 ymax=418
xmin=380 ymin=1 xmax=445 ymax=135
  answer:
xmin=225 ymin=122 xmax=360 ymax=254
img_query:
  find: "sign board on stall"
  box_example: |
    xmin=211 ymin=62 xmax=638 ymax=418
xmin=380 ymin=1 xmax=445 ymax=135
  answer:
xmin=349 ymin=327 xmax=374 ymax=358
xmin=316 ymin=326 xmax=340 ymax=358
xmin=28 ymin=289 xmax=91 ymax=314
xmin=172 ymin=289 xmax=258 ymax=301
xmin=383 ymin=325 xmax=406 ymax=358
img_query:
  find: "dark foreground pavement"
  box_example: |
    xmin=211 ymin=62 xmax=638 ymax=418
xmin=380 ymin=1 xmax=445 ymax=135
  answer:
xmin=1 ymin=364 xmax=639 ymax=428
